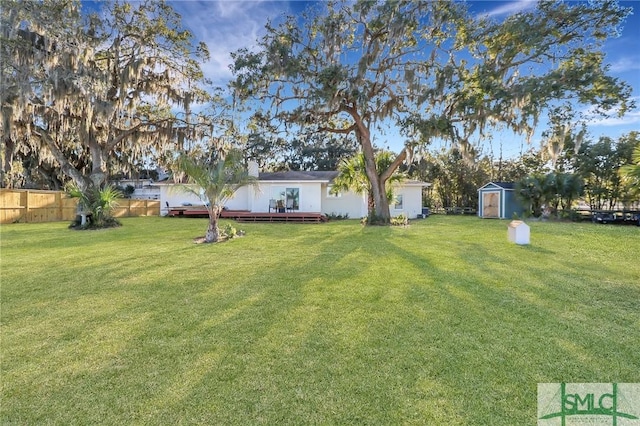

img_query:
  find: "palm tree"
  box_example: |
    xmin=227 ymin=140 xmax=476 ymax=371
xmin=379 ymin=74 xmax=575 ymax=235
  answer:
xmin=331 ymin=154 xmax=371 ymax=209
xmin=619 ymin=143 xmax=640 ymax=197
xmin=556 ymin=172 xmax=584 ymax=213
xmin=543 ymin=172 xmax=584 ymax=218
xmin=175 ymin=149 xmax=256 ymax=243
xmin=331 ymin=151 xmax=405 ymax=223
xmin=516 ymin=174 xmax=546 ymax=218
xmin=618 ymin=143 xmax=640 ymax=207
xmin=66 ymin=183 xmax=121 ymax=228
xmin=543 ymin=173 xmax=560 ymax=215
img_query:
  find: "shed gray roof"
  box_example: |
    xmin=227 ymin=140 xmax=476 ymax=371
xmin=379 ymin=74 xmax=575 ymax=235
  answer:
xmin=479 ymin=181 xmax=516 ymax=190
xmin=258 ymin=171 xmax=340 ymax=181
xmin=494 ymin=182 xmax=515 ymax=189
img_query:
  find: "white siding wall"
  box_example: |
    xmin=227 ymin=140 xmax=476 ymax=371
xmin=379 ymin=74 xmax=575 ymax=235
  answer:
xmin=116 ymin=179 xmax=160 ymax=200
xmin=224 ymin=186 xmax=250 ymax=211
xmin=406 ymin=186 xmax=425 ymax=219
xmin=117 ymin=179 xmax=154 ymax=189
xmin=159 ymin=185 xmax=254 ymax=215
xmin=321 ymin=185 xmax=367 ymax=219
xmin=391 ymin=185 xmax=424 ymax=219
xmin=251 ymin=181 xmax=323 ymax=213
xmin=130 ymin=188 xmax=160 ymax=200
xmin=157 ymin=181 xmax=425 ymax=218
xmin=159 ymin=185 xmax=204 ymax=215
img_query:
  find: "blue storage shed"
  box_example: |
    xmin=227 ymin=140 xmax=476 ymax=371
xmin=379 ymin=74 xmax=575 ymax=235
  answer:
xmin=478 ymin=182 xmax=524 ymax=219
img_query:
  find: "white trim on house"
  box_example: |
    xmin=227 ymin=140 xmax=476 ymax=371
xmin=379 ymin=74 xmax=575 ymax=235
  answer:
xmin=134 ymin=171 xmax=429 ymax=219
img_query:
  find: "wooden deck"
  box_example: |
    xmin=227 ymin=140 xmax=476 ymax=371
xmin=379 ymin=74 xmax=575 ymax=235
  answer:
xmin=167 ymin=207 xmax=327 ymax=223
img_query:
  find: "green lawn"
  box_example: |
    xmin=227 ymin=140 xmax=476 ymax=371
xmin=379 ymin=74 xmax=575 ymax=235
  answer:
xmin=1 ymin=216 xmax=639 ymax=424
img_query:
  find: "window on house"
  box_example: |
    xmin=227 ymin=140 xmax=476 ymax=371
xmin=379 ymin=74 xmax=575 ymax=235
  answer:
xmin=286 ymin=188 xmax=299 ymax=210
xmin=271 ymin=187 xmax=286 ymax=210
xmin=394 ymin=194 xmax=403 ymax=210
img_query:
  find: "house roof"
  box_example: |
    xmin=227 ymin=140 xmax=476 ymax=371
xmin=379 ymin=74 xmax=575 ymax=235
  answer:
xmin=149 ymin=170 xmax=429 ymax=186
xmin=402 ymin=179 xmax=431 ymax=187
xmin=259 ymin=171 xmax=430 ymax=187
xmin=258 ymin=171 xmax=340 ymax=181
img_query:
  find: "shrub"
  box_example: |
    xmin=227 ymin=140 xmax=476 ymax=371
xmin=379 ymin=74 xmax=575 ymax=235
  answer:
xmin=390 ymin=213 xmax=408 ymax=226
xmin=364 ymin=212 xmax=390 ymax=225
xmin=67 ymin=184 xmax=122 ymax=229
xmin=326 ymin=212 xmax=350 ymax=221
xmin=221 ymin=223 xmax=244 ymax=239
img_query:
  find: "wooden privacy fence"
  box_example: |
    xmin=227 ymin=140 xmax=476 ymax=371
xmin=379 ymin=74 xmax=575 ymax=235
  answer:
xmin=0 ymin=189 xmax=160 ymax=224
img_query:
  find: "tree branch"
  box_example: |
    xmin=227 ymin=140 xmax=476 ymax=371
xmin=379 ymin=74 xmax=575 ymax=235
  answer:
xmin=380 ymin=149 xmax=407 ymax=183
xmin=32 ymin=124 xmax=89 ymax=189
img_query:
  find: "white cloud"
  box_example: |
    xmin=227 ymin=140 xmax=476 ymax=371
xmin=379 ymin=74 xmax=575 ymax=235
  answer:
xmin=583 ymin=97 xmax=640 ymax=126
xmin=171 ymin=0 xmax=291 ymax=86
xmin=610 ymin=56 xmax=640 ymax=73
xmin=588 ymin=111 xmax=640 ymax=126
xmin=479 ymin=0 xmax=537 ymax=18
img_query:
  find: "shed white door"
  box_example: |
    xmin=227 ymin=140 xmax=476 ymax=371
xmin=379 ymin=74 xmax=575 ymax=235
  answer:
xmin=482 ymin=192 xmax=500 ymax=218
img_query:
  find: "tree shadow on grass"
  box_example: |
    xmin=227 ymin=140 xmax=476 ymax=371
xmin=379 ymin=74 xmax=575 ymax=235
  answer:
xmin=4 ymin=220 xmax=638 ymax=424
xmin=6 ymin=223 xmax=385 ymax=423
xmin=378 ymin=230 xmax=640 ymax=424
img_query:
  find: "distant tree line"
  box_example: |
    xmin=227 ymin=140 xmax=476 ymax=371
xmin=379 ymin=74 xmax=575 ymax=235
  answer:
xmin=403 ymin=131 xmax=639 ymax=216
xmin=2 ymin=0 xmax=636 ymax=227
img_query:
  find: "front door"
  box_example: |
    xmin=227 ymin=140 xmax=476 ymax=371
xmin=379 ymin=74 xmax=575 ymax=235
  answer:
xmin=483 ymin=192 xmax=500 ymax=218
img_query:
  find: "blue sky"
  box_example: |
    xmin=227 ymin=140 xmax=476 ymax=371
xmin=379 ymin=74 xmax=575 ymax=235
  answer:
xmin=89 ymin=0 xmax=640 ymax=158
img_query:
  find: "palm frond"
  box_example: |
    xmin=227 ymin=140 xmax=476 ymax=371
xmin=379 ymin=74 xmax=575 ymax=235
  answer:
xmin=619 ymin=144 xmax=640 ymax=182
xmin=175 ymin=149 xmax=256 ymax=209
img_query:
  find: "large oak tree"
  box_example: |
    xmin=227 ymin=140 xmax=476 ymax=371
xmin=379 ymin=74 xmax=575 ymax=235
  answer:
xmin=1 ymin=0 xmax=210 ymax=191
xmin=231 ymin=0 xmax=632 ymax=223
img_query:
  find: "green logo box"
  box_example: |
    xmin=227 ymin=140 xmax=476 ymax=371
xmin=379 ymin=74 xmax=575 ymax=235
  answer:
xmin=538 ymin=383 xmax=640 ymax=425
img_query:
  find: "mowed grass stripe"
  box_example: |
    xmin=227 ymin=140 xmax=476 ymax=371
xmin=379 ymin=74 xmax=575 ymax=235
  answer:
xmin=1 ymin=216 xmax=638 ymax=424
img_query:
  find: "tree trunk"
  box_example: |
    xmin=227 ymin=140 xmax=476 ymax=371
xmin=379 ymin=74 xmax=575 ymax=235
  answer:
xmin=533 ymin=200 xmax=543 ymax=217
xmin=356 ymin=123 xmax=390 ymax=223
xmin=362 ymin=142 xmax=407 ymax=224
xmin=205 ymin=206 xmax=222 ymax=243
xmin=372 ymin=178 xmax=391 ymax=222
xmin=362 ymin=153 xmax=388 ymax=221
xmin=351 ymin=111 xmax=407 ymax=224
xmin=367 ymin=190 xmax=375 ymax=216
xmin=2 ymin=133 xmax=15 ymax=188
xmin=205 ymin=217 xmax=219 ymax=243
xmin=88 ymin=140 xmax=108 ymax=189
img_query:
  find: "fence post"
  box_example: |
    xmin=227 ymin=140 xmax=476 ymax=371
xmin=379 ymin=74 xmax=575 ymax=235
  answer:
xmin=24 ymin=191 xmax=30 ymax=223
xmin=1 ymin=190 xmax=159 ymax=223
xmin=56 ymin=192 xmax=62 ymax=221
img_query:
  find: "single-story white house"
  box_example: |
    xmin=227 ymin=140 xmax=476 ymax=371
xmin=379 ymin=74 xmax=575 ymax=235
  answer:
xmin=129 ymin=164 xmax=429 ymax=219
